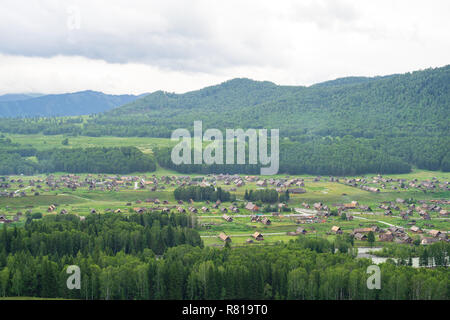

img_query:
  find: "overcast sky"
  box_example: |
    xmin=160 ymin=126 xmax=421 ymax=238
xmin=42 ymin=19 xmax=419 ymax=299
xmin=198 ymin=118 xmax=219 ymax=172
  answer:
xmin=0 ymin=0 xmax=449 ymax=94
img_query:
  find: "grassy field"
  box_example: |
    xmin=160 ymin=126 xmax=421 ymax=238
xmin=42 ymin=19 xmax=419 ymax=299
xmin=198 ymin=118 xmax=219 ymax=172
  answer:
xmin=5 ymin=133 xmax=175 ymax=154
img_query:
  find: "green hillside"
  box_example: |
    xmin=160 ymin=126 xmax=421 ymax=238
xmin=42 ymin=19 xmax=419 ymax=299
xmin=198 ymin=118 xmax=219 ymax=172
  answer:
xmin=93 ymin=66 xmax=449 ymax=139
xmin=96 ymin=65 xmax=449 ymax=174
xmin=0 ymin=66 xmax=448 ymax=175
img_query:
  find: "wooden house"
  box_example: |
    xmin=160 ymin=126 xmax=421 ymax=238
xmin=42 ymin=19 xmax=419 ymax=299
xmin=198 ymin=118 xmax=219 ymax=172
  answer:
xmin=245 ymin=202 xmax=259 ymax=212
xmin=354 ymin=233 xmax=367 ymax=241
xmin=218 ymin=232 xmax=231 ymax=243
xmin=331 ymin=226 xmax=342 ymax=234
xmin=252 ymin=232 xmax=264 ymax=241
xmin=223 ymin=214 xmax=233 ymax=222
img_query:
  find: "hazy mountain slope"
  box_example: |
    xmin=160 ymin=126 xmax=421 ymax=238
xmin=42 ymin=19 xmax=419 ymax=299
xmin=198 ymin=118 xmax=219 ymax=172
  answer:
xmin=0 ymin=93 xmax=44 ymax=102
xmin=0 ymin=91 xmax=142 ymax=117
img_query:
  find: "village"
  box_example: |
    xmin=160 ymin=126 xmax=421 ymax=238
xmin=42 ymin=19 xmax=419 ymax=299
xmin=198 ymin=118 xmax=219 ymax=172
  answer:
xmin=0 ymin=170 xmax=449 ymax=254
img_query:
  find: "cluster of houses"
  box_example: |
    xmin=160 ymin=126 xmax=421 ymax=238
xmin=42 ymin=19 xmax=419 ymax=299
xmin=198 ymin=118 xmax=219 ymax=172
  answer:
xmin=0 ymin=174 xmax=214 ymax=197
xmin=419 ymin=229 xmax=448 ymax=245
xmin=0 ymin=173 xmax=305 ymax=199
xmin=218 ymin=175 xmax=309 ymax=193
xmin=296 ymin=202 xmax=332 ymax=220
xmin=250 ymin=215 xmax=271 ymax=225
xmin=311 ymin=197 xmax=450 ymax=222
xmin=341 ymin=175 xmax=449 ymax=193
xmin=328 ymin=224 xmax=448 ymax=244
xmin=375 ymin=199 xmax=448 ymax=220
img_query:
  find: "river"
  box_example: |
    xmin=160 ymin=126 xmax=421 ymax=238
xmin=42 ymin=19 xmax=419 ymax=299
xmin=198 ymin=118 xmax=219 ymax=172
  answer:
xmin=356 ymin=247 xmax=421 ymax=268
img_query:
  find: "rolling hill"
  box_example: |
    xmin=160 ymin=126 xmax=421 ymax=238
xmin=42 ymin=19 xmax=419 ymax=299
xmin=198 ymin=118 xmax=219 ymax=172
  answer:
xmin=91 ymin=65 xmax=449 ymax=139
xmin=91 ymin=65 xmax=449 ymax=174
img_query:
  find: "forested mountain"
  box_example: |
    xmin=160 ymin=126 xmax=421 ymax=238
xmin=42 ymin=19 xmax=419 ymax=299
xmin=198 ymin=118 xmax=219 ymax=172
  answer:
xmin=102 ymin=65 xmax=448 ymax=174
xmin=94 ymin=65 xmax=449 ymax=140
xmin=0 ymin=91 xmax=146 ymax=117
xmin=0 ymin=66 xmax=448 ymax=174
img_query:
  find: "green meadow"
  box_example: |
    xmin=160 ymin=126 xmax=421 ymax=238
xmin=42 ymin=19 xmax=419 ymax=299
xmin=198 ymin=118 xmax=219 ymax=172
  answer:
xmin=6 ymin=133 xmax=175 ymax=154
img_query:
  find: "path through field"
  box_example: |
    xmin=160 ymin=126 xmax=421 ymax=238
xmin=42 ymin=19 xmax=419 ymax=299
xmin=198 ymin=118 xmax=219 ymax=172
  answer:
xmin=201 ymin=232 xmax=286 ymax=238
xmin=14 ymin=186 xmax=30 ymax=194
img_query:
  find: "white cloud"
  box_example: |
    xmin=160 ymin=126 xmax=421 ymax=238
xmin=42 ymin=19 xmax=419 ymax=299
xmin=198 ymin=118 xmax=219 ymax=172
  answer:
xmin=0 ymin=0 xmax=448 ymax=94
xmin=0 ymin=54 xmax=228 ymax=94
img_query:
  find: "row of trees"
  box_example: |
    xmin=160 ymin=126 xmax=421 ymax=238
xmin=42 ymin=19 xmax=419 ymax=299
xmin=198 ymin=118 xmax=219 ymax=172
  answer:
xmin=154 ymin=135 xmax=413 ymax=176
xmin=372 ymin=242 xmax=450 ymax=267
xmin=0 ymin=136 xmax=157 ymax=175
xmin=173 ymin=186 xmax=235 ymax=202
xmin=1 ymin=212 xmax=202 ymax=259
xmin=35 ymin=147 xmax=156 ymax=174
xmin=0 ymin=136 xmax=421 ymax=176
xmin=244 ymin=189 xmax=279 ymax=203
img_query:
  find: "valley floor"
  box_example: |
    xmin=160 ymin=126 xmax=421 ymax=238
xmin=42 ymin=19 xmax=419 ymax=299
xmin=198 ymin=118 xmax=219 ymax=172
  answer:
xmin=1 ymin=168 xmax=449 ymax=253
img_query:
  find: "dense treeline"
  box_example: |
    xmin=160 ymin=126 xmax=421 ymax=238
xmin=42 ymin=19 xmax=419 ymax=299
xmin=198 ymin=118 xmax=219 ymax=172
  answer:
xmin=371 ymin=242 xmax=450 ymax=267
xmin=155 ymin=146 xmax=262 ymax=174
xmin=174 ymin=186 xmax=235 ymax=202
xmin=0 ymin=137 xmax=39 ymax=175
xmin=36 ymin=147 xmax=156 ymax=174
xmin=0 ymin=213 xmax=203 ymax=299
xmin=0 ymin=137 xmax=157 ymax=175
xmin=0 ymin=231 xmax=448 ymax=300
xmin=244 ymin=189 xmax=279 ymax=203
xmin=0 ymin=152 xmax=39 ymax=175
xmin=1 ymin=212 xmax=202 ymax=258
xmin=0 ymin=118 xmax=83 ymax=135
xmin=279 ymin=137 xmax=412 ymax=175
xmin=154 ymin=135 xmax=412 ymax=176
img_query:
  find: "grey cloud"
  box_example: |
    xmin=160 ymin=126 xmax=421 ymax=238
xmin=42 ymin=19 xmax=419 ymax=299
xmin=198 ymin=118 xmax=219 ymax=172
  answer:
xmin=0 ymin=0 xmax=281 ymax=73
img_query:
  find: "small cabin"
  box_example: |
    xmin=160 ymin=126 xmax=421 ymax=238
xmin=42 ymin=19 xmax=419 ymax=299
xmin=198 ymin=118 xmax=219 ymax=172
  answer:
xmin=252 ymin=232 xmax=264 ymax=241
xmin=218 ymin=232 xmax=231 ymax=243
xmin=331 ymin=226 xmax=342 ymax=234
xmin=223 ymin=214 xmax=233 ymax=222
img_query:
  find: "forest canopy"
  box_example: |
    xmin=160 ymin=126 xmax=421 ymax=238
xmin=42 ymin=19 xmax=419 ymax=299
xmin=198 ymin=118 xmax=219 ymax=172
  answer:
xmin=0 ymin=217 xmax=448 ymax=300
xmin=0 ymin=143 xmax=156 ymax=175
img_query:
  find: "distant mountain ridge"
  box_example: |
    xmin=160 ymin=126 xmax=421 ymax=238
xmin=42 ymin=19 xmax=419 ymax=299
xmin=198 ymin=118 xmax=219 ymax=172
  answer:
xmin=0 ymin=93 xmax=45 ymax=102
xmin=0 ymin=91 xmax=147 ymax=117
